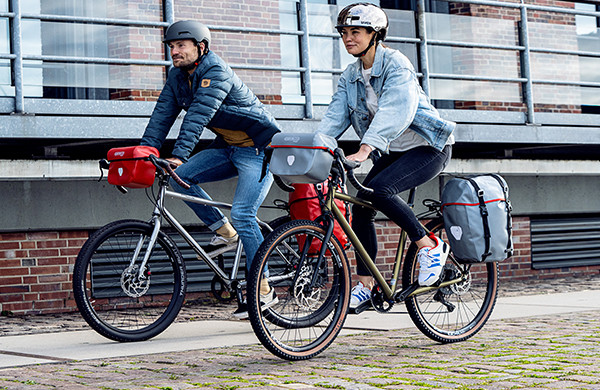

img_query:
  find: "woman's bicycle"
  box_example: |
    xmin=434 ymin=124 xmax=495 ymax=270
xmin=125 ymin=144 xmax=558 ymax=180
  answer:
xmin=246 ymin=148 xmax=499 ymax=360
xmin=72 ymin=154 xmax=287 ymax=342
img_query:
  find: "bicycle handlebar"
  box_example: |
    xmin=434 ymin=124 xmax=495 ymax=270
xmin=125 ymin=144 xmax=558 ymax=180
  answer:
xmin=333 ymin=148 xmax=374 ymax=195
xmin=148 ymin=154 xmax=191 ymax=190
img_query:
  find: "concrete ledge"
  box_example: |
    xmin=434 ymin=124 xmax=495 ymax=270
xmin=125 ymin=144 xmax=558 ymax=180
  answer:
xmin=1 ymin=158 xmax=599 ymax=180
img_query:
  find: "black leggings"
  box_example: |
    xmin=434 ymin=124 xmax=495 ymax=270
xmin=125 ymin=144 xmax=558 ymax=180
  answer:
xmin=353 ymin=145 xmax=452 ymax=276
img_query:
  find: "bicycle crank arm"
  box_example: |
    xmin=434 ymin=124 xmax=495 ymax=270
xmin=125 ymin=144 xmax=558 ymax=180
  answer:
xmin=395 ymin=276 xmax=465 ymax=302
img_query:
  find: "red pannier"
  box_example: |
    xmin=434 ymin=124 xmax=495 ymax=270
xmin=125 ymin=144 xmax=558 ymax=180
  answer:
xmin=289 ymin=181 xmax=351 ymax=254
xmin=107 ymin=146 xmax=159 ymax=188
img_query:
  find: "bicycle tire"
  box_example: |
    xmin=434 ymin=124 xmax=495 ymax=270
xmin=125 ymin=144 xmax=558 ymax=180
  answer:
xmin=73 ymin=220 xmax=186 ymax=342
xmin=247 ymin=219 xmax=351 ymax=360
xmin=402 ymin=219 xmax=499 ymax=343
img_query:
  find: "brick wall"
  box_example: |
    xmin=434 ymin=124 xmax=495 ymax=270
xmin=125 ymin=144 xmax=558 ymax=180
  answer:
xmin=2 ymin=216 xmax=598 ymax=316
xmin=108 ymin=0 xmax=283 ymax=104
xmin=448 ymin=0 xmax=582 ymax=113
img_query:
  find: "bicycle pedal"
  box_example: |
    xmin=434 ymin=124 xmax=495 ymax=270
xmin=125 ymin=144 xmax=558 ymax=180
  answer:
xmin=349 ymin=301 xmax=372 ymax=315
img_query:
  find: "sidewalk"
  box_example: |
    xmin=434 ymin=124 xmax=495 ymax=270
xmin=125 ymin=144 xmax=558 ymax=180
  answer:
xmin=1 ymin=276 xmax=599 ymax=389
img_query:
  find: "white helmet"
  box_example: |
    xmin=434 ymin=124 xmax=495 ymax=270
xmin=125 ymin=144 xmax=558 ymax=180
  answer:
xmin=335 ymin=3 xmax=388 ymax=41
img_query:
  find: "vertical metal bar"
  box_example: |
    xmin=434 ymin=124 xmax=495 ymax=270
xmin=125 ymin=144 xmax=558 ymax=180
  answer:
xmin=163 ymin=0 xmax=175 ymax=73
xmin=10 ymin=0 xmax=23 ymax=113
xmin=519 ymin=4 xmax=536 ymax=124
xmin=298 ymin=0 xmax=314 ymax=119
xmin=417 ymin=0 xmax=430 ymax=95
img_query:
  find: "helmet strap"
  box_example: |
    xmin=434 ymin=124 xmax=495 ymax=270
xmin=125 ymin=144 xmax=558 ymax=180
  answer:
xmin=353 ymin=33 xmax=377 ymax=58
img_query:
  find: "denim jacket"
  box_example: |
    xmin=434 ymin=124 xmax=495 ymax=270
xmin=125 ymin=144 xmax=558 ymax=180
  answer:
xmin=318 ymin=43 xmax=455 ymax=152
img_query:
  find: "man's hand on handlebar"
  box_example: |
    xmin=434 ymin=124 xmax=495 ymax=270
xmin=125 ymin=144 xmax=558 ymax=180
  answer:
xmin=166 ymin=157 xmax=183 ymax=168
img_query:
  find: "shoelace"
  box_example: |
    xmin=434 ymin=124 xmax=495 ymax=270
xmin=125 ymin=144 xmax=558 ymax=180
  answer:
xmin=418 ymin=248 xmax=433 ymax=268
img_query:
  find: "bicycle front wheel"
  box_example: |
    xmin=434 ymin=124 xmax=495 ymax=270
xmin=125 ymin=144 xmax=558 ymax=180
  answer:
xmin=247 ymin=220 xmax=351 ymax=360
xmin=402 ymin=219 xmax=499 ymax=343
xmin=73 ymin=220 xmax=186 ymax=342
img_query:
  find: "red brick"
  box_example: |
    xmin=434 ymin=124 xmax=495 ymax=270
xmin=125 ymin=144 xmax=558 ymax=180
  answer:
xmin=37 ymin=258 xmax=69 ymax=266
xmin=30 ymin=266 xmax=62 ymax=275
xmin=0 ymin=233 xmax=26 ymax=241
xmin=29 ymin=249 xmax=60 ymax=257
xmin=37 ymin=240 xmax=68 ymax=249
xmin=59 ymin=231 xmax=89 ymax=239
xmin=2 ymin=302 xmax=33 ymax=312
xmin=0 ymin=277 xmax=23 ymax=286
xmin=38 ymin=274 xmax=69 ymax=284
xmin=27 ymin=232 xmax=59 ymax=240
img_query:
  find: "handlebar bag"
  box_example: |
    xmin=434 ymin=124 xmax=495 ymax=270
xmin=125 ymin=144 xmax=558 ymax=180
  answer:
xmin=106 ymin=146 xmax=159 ymax=188
xmin=441 ymin=174 xmax=513 ymax=263
xmin=269 ymin=132 xmax=337 ymax=183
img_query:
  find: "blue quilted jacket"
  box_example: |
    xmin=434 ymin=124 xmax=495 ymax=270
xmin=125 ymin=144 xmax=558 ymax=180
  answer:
xmin=141 ymin=51 xmax=281 ymax=162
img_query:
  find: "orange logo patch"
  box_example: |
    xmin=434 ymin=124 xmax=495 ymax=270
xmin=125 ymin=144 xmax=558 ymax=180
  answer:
xmin=201 ymin=79 xmax=211 ymax=87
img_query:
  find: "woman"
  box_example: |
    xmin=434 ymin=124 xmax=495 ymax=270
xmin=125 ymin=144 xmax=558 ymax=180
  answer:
xmin=317 ymin=3 xmax=456 ymax=311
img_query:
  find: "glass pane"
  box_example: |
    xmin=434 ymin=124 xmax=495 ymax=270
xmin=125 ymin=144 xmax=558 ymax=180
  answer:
xmin=39 ymin=0 xmax=161 ymax=21
xmin=533 ymin=84 xmax=600 ymax=106
xmin=426 ymin=13 xmax=518 ymax=46
xmin=23 ymin=61 xmax=164 ymax=91
xmin=430 ymin=79 xmax=521 ymax=102
xmin=428 ymin=46 xmax=520 ymax=79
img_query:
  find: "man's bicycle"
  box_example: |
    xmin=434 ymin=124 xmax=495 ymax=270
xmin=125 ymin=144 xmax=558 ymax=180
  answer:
xmin=246 ymin=148 xmax=499 ymax=360
xmin=72 ymin=155 xmax=287 ymax=342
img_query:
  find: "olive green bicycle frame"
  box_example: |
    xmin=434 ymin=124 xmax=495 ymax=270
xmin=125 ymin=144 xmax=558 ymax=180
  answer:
xmin=323 ymin=186 xmax=464 ymax=302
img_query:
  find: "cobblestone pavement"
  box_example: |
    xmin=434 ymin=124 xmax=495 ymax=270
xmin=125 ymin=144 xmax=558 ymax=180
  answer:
xmin=1 ymin=275 xmax=599 ymax=389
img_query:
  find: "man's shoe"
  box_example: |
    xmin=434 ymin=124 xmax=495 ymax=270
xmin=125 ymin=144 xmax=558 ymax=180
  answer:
xmin=232 ymin=301 xmax=248 ymax=319
xmin=259 ymin=287 xmax=279 ymax=311
xmin=232 ymin=289 xmax=278 ymax=320
xmin=349 ymin=282 xmax=371 ymax=310
xmin=204 ymin=234 xmax=239 ymax=258
xmin=210 ymin=234 xmax=238 ymax=247
xmin=417 ymin=234 xmax=449 ymax=286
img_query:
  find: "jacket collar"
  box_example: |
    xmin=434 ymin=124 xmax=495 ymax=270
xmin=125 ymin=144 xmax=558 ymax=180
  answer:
xmin=348 ymin=42 xmax=385 ymax=83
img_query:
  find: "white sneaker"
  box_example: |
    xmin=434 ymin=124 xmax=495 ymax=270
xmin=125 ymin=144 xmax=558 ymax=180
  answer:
xmin=350 ymin=282 xmax=371 ymax=309
xmin=417 ymin=234 xmax=449 ymax=286
xmin=210 ymin=234 xmax=238 ymax=246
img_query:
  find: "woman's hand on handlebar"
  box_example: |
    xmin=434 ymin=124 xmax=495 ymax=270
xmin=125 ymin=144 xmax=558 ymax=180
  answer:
xmin=346 ymin=143 xmax=374 ymax=163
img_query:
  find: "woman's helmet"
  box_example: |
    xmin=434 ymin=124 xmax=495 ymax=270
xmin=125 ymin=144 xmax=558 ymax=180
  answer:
xmin=163 ymin=20 xmax=211 ymax=48
xmin=335 ymin=3 xmax=388 ymax=41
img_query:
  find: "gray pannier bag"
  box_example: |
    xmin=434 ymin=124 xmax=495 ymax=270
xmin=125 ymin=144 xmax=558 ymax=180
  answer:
xmin=441 ymin=174 xmax=513 ymax=263
xmin=268 ymin=132 xmax=337 ymax=183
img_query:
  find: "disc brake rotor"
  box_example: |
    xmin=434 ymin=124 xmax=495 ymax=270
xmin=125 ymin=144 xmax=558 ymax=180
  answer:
xmin=293 ymin=265 xmax=322 ymax=310
xmin=120 ymin=265 xmax=150 ymax=298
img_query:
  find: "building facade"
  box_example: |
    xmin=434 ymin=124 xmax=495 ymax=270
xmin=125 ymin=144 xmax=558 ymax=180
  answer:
xmin=1 ymin=0 xmax=600 ymax=315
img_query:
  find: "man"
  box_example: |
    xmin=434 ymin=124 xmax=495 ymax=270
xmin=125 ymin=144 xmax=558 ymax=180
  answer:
xmin=141 ymin=20 xmax=280 ymax=317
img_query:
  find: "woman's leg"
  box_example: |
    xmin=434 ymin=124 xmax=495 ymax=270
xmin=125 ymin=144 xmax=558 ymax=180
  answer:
xmin=365 ymin=145 xmax=451 ymax=243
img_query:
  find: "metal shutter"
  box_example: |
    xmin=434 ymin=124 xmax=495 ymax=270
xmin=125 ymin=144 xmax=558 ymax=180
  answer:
xmin=530 ymin=216 xmax=600 ymax=269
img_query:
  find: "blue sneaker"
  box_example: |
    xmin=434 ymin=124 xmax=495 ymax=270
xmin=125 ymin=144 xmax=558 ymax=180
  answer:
xmin=350 ymin=282 xmax=371 ymax=309
xmin=417 ymin=234 xmax=449 ymax=286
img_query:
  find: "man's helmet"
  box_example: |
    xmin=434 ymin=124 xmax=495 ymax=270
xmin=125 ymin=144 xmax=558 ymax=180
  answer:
xmin=335 ymin=3 xmax=388 ymax=41
xmin=163 ymin=20 xmax=211 ymax=47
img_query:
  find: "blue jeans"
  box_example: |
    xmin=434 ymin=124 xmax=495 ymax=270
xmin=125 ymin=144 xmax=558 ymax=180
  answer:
xmin=353 ymin=145 xmax=452 ymax=276
xmin=169 ymin=146 xmax=273 ymax=268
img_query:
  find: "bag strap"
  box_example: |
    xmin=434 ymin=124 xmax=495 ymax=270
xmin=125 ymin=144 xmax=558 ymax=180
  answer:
xmin=488 ymin=174 xmax=514 ymax=257
xmin=465 ymin=177 xmax=492 ymax=261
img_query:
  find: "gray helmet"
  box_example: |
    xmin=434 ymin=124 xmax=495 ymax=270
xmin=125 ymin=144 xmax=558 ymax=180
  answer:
xmin=335 ymin=3 xmax=388 ymax=41
xmin=163 ymin=20 xmax=211 ymax=47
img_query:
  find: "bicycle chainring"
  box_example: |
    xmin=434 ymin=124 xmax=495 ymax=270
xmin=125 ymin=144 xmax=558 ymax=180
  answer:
xmin=120 ymin=265 xmax=150 ymax=298
xmin=371 ymin=284 xmax=393 ymax=313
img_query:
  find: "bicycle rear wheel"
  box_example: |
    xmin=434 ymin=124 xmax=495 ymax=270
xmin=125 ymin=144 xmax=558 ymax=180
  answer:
xmin=73 ymin=220 xmax=186 ymax=342
xmin=247 ymin=219 xmax=351 ymax=360
xmin=402 ymin=219 xmax=499 ymax=343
